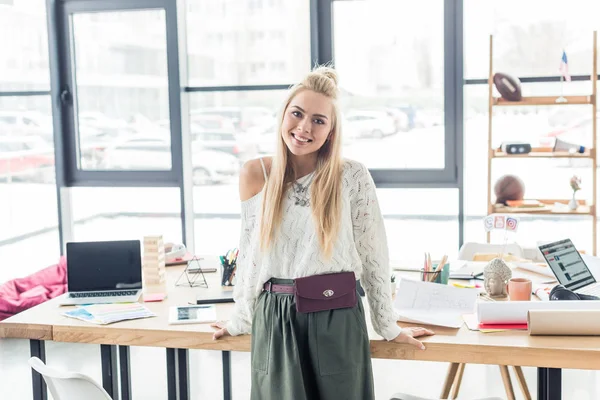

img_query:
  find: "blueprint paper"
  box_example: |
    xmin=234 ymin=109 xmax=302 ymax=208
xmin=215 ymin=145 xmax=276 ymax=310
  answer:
xmin=394 ymin=278 xmax=478 ymax=328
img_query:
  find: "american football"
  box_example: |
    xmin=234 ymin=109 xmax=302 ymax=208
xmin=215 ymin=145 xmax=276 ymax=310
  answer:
xmin=493 ymin=72 xmax=522 ymax=101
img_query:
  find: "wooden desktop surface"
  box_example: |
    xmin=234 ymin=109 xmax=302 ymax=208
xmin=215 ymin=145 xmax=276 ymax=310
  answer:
xmin=2 ymin=258 xmax=600 ymax=370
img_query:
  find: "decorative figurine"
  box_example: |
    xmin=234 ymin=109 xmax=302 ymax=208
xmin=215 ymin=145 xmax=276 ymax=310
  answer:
xmin=483 ymin=258 xmax=512 ymax=298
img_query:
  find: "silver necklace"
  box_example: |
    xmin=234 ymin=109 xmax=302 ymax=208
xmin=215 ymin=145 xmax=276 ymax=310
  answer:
xmin=292 ymin=173 xmax=315 ymax=207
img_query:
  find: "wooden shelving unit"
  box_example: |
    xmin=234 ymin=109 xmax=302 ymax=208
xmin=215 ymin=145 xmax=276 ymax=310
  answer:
xmin=486 ymin=31 xmax=598 ymax=255
xmin=492 ymin=200 xmax=595 ymax=215
xmin=491 ymin=148 xmax=595 ymax=159
xmin=493 ymin=95 xmax=594 ymax=106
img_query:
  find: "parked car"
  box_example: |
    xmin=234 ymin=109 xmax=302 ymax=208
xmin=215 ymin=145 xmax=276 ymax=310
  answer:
xmin=344 ymin=110 xmax=397 ymax=139
xmin=79 ymin=111 xmax=130 ymax=137
xmin=155 ymin=119 xmax=257 ymax=161
xmin=191 ymin=125 xmax=257 ymax=161
xmin=101 ymin=136 xmax=239 ymax=185
xmin=0 ymin=111 xmax=54 ymax=143
xmin=190 ymin=107 xmax=275 ymax=132
xmin=0 ymin=136 xmax=55 ymax=183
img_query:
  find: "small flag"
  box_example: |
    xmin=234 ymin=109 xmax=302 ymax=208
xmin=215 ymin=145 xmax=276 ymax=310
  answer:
xmin=506 ymin=216 xmax=519 ymax=232
xmin=559 ymin=50 xmax=571 ymax=82
xmin=483 ymin=216 xmax=494 ymax=232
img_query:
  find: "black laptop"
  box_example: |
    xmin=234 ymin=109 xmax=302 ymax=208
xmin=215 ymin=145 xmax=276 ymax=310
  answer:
xmin=59 ymin=240 xmax=143 ymax=305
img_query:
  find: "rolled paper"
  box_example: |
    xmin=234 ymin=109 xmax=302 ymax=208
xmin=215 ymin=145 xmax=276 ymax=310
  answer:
xmin=478 ymin=300 xmax=600 ymax=324
xmin=528 ymin=309 xmax=600 ymax=336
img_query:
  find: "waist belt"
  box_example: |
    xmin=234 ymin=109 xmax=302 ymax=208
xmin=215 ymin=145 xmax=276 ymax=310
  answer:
xmin=263 ymin=281 xmax=294 ymax=294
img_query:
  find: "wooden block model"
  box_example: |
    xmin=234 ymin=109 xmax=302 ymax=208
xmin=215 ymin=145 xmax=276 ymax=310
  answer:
xmin=143 ymin=235 xmax=166 ymax=285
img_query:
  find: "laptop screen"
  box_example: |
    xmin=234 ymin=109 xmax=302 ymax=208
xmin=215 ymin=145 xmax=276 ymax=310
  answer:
xmin=539 ymin=239 xmax=596 ymax=291
xmin=66 ymin=240 xmax=143 ymax=292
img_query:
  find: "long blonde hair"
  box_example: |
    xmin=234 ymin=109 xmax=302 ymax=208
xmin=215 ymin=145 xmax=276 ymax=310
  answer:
xmin=260 ymin=66 xmax=343 ymax=258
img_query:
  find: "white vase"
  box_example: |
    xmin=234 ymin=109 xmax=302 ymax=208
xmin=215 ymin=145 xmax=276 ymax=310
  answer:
xmin=568 ymin=192 xmax=578 ymax=210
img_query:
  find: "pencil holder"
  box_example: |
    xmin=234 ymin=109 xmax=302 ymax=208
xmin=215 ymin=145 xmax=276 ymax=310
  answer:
xmin=420 ymin=262 xmax=450 ymax=284
xmin=220 ymin=259 xmax=236 ymax=286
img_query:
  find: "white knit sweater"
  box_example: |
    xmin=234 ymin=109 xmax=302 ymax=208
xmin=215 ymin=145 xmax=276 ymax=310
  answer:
xmin=226 ymin=159 xmax=402 ymax=341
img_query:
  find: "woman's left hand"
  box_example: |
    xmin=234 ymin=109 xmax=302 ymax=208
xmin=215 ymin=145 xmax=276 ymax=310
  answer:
xmin=392 ymin=327 xmax=435 ymax=350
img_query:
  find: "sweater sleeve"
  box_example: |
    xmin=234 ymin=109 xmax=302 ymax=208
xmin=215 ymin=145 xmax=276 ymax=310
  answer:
xmin=350 ymin=163 xmax=402 ymax=341
xmin=226 ymin=196 xmax=261 ymax=336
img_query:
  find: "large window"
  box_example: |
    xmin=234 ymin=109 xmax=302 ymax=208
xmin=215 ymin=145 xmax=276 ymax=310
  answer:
xmin=464 ymin=0 xmax=600 ymax=79
xmin=0 ymin=1 xmax=50 ymax=91
xmin=333 ymin=0 xmax=446 ymax=170
xmin=70 ymin=10 xmax=171 ymax=171
xmin=186 ymin=0 xmax=312 ymax=256
xmin=186 ymin=0 xmax=311 ymax=87
xmin=0 ymin=1 xmax=59 ymax=283
xmin=69 ymin=187 xmax=182 ymax=244
xmin=463 ymin=0 xmax=600 ymax=253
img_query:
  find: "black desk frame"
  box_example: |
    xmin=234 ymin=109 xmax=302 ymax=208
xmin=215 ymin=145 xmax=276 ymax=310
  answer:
xmin=29 ymin=338 xmax=563 ymax=400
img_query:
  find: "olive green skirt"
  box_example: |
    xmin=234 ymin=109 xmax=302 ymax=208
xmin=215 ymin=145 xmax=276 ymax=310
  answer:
xmin=250 ymin=278 xmax=375 ymax=400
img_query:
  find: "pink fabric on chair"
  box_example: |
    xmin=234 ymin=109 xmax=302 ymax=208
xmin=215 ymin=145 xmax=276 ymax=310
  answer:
xmin=0 ymin=256 xmax=67 ymax=321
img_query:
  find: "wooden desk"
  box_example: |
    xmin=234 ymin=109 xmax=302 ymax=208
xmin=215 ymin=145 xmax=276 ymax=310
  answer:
xmin=1 ymin=261 xmax=595 ymax=400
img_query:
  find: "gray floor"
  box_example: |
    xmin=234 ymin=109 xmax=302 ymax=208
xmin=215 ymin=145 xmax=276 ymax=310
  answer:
xmin=1 ymin=338 xmax=600 ymax=399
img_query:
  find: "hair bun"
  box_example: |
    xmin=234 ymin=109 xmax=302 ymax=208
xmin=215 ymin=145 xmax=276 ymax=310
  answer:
xmin=312 ymin=65 xmax=339 ymax=87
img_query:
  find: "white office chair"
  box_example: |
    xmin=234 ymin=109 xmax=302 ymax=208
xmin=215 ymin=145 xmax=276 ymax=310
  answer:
xmin=391 ymin=394 xmax=503 ymax=400
xmin=458 ymin=242 xmax=525 ymax=261
xmin=28 ymin=357 xmax=113 ymax=400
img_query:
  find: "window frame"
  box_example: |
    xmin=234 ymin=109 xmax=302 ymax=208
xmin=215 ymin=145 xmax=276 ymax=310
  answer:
xmin=54 ymin=0 xmax=182 ymax=187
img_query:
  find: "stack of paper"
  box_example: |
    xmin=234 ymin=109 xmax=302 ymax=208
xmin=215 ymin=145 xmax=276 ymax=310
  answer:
xmin=63 ymin=303 xmax=156 ymax=325
xmin=394 ymin=278 xmax=478 ymax=328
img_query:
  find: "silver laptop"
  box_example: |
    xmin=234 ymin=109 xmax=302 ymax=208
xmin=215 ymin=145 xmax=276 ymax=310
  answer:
xmin=539 ymin=239 xmax=600 ymax=296
xmin=59 ymin=240 xmax=143 ymax=306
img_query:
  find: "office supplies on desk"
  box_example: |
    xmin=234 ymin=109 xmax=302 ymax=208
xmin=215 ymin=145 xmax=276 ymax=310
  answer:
xmin=449 ymin=261 xmax=486 ymax=280
xmin=59 ymin=240 xmax=143 ymax=306
xmin=453 ymin=282 xmax=481 ymax=289
xmin=429 ymin=255 xmax=448 ymax=282
xmin=528 ymin=309 xmax=600 ymax=335
xmin=539 ymin=239 xmax=600 ymax=297
xmin=462 ymin=314 xmax=527 ymax=332
xmin=175 ymin=256 xmax=208 ymax=288
xmin=549 ymin=284 xmax=600 ymax=301
xmin=533 ymin=284 xmax=552 ymax=301
xmin=221 ymin=248 xmax=238 ymax=286
xmin=479 ymin=322 xmax=528 ymax=330
xmin=143 ymin=293 xmax=167 ymax=302
xmin=196 ymin=289 xmax=234 ymax=305
xmin=513 ymin=262 xmax=555 ymax=279
xmin=420 ymin=262 xmax=450 ymax=284
xmin=394 ymin=278 xmax=478 ymax=328
xmin=63 ymin=303 xmax=156 ymax=325
xmin=508 ymin=278 xmax=532 ymax=301
xmin=477 ymin=300 xmax=600 ymax=325
xmin=168 ymin=305 xmax=217 ymax=325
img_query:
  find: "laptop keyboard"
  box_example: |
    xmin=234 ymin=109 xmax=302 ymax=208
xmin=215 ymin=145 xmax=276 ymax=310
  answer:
xmin=579 ymin=285 xmax=600 ymax=296
xmin=69 ymin=291 xmax=138 ymax=298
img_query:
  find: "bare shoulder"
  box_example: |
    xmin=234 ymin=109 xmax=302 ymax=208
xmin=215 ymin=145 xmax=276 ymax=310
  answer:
xmin=239 ymin=157 xmax=273 ymax=201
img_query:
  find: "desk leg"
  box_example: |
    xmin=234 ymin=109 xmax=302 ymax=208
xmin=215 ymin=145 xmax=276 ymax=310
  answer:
xmin=537 ymin=367 xmax=561 ymax=400
xmin=30 ymin=339 xmax=47 ymax=400
xmin=222 ymin=351 xmax=232 ymax=400
xmin=167 ymin=348 xmax=190 ymax=400
xmin=119 ymin=345 xmax=131 ymax=400
xmin=101 ymin=344 xmax=119 ymax=399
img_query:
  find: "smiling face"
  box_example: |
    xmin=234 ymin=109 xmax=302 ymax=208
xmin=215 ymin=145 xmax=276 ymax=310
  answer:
xmin=281 ymin=89 xmax=334 ymax=157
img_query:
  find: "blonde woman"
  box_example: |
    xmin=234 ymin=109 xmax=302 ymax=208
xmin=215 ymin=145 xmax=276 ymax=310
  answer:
xmin=211 ymin=66 xmax=434 ymax=399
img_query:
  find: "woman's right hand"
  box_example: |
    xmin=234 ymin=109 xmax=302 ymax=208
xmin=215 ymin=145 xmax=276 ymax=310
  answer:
xmin=392 ymin=327 xmax=435 ymax=350
xmin=210 ymin=321 xmax=231 ymax=340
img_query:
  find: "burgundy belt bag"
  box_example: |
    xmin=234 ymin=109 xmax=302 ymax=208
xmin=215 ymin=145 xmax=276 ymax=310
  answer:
xmin=293 ymin=271 xmax=357 ymax=313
